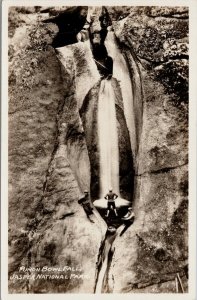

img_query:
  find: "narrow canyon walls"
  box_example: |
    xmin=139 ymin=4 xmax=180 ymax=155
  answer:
xmin=8 ymin=6 xmax=188 ymax=293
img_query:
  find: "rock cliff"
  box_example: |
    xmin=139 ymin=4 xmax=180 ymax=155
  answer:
xmin=106 ymin=6 xmax=188 ymax=293
xmin=8 ymin=6 xmax=188 ymax=293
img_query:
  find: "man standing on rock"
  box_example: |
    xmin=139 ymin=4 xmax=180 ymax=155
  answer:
xmin=78 ymin=191 xmax=94 ymax=222
xmin=104 ymin=189 xmax=118 ymax=217
xmin=119 ymin=207 xmax=135 ymax=236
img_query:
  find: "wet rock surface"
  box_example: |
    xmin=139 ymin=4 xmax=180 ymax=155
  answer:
xmin=8 ymin=6 xmax=188 ymax=293
xmin=80 ymin=78 xmax=134 ymax=202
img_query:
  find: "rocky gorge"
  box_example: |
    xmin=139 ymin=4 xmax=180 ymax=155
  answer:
xmin=8 ymin=6 xmax=188 ymax=293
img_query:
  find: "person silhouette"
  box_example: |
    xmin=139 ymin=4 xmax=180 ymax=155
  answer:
xmin=78 ymin=190 xmax=94 ymax=219
xmin=104 ymin=189 xmax=118 ymax=217
xmin=120 ymin=207 xmax=135 ymax=236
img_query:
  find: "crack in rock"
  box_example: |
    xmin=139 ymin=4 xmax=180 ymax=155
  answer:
xmin=136 ymin=162 xmax=188 ymax=177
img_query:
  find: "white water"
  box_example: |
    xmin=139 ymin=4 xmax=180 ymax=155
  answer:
xmin=95 ymin=255 xmax=108 ymax=293
xmin=95 ymin=233 xmax=117 ymax=293
xmin=97 ymin=79 xmax=120 ymax=198
xmin=95 ymin=31 xmax=137 ymax=293
xmin=105 ymin=31 xmax=137 ymax=160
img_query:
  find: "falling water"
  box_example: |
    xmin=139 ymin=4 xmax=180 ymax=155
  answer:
xmin=94 ymin=29 xmax=137 ymax=293
xmin=97 ymin=79 xmax=120 ymax=198
xmin=105 ymin=31 xmax=137 ymax=160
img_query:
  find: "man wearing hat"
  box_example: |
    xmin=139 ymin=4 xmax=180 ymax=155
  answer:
xmin=78 ymin=191 xmax=94 ymax=220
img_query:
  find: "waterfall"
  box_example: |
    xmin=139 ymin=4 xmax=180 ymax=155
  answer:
xmin=94 ymin=28 xmax=137 ymax=293
xmin=105 ymin=31 xmax=137 ymax=160
xmin=97 ymin=79 xmax=120 ymax=198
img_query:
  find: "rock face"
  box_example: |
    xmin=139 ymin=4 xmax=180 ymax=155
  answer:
xmin=105 ymin=6 xmax=188 ymax=292
xmin=8 ymin=6 xmax=188 ymax=294
xmin=111 ymin=6 xmax=188 ymax=105
xmin=8 ymin=18 xmax=101 ymax=293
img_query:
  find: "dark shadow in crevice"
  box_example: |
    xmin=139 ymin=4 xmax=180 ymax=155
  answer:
xmin=43 ymin=6 xmax=88 ymax=48
xmin=94 ymin=229 xmax=116 ymax=293
xmin=89 ymin=7 xmax=113 ymax=79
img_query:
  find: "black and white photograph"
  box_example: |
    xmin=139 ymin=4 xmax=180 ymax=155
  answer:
xmin=1 ymin=1 xmax=196 ymax=297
